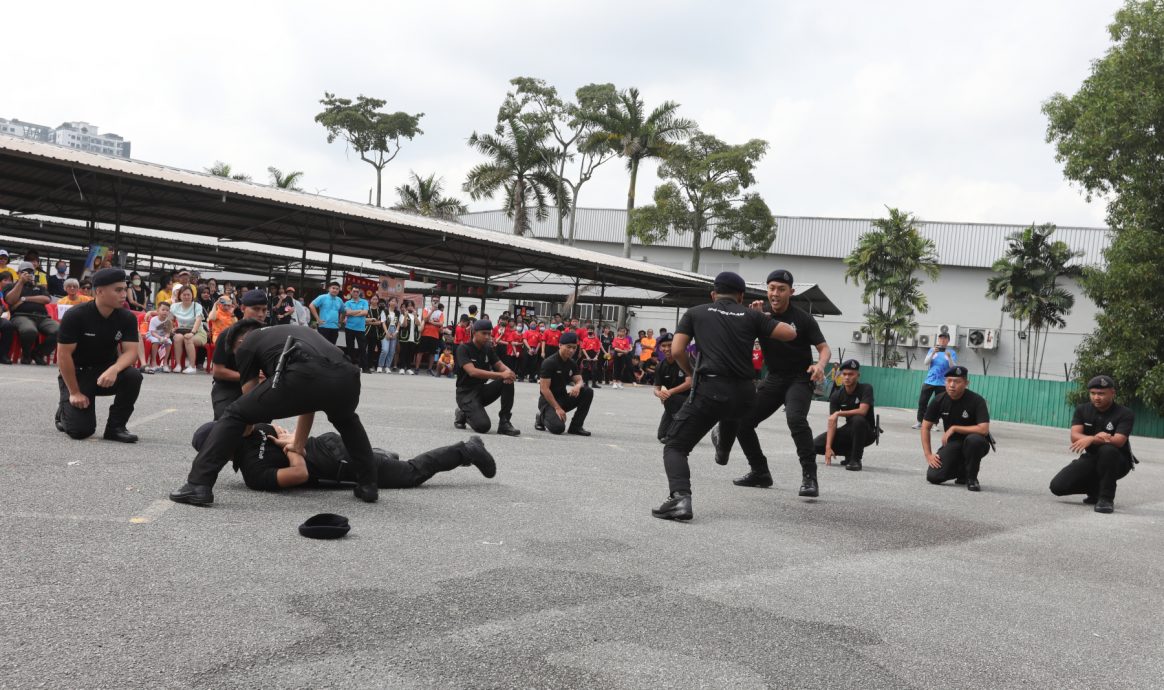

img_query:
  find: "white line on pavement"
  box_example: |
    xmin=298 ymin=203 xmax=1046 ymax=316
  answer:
xmin=126 ymin=407 xmax=178 ymax=429
xmin=129 ymin=499 xmax=174 ymax=525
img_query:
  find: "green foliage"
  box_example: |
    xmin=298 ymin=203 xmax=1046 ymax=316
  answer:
xmin=205 ymin=161 xmax=251 ymax=182
xmin=392 ymin=172 xmax=467 ymax=221
xmin=267 ymin=166 xmax=304 ymax=191
xmin=627 ymin=132 xmax=775 ymax=272
xmin=844 ymin=208 xmax=940 ymax=367
xmin=314 ymin=93 xmax=423 ymax=207
xmin=1044 ymin=0 xmax=1164 ymax=411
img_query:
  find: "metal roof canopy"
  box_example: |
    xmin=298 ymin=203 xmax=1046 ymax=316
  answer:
xmin=0 ymin=136 xmax=715 ymax=292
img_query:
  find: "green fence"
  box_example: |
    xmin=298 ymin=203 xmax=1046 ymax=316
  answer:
xmin=850 ymin=367 xmax=1164 ymax=438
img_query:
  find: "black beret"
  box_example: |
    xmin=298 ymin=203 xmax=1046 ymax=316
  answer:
xmin=559 ymin=332 xmax=578 ymax=345
xmin=1087 ymin=375 xmax=1115 ymax=390
xmin=946 ymin=365 xmax=969 ymax=379
xmin=839 ymin=359 xmax=860 ymax=371
xmin=91 ymin=268 xmax=127 ymax=288
xmin=241 ymin=290 xmax=268 ymax=306
xmin=713 ymin=271 xmax=747 ymax=293
xmin=191 ymin=421 xmax=215 ymax=451
xmin=473 ymin=319 xmax=492 ymax=332
xmin=766 ymin=269 xmax=794 ymax=286
xmin=298 ymin=513 xmax=351 ymax=540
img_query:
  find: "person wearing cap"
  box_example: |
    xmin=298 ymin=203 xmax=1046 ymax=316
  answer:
xmin=1050 ymin=375 xmax=1137 ymax=514
xmin=208 ymin=290 xmax=270 ymax=419
xmin=533 ymin=331 xmax=593 ymax=436
xmin=920 ymin=365 xmax=991 ymax=491
xmin=53 ymin=268 xmax=142 ymax=443
xmin=814 ymin=360 xmax=876 ymax=471
xmin=190 ymin=421 xmax=498 ymax=493
xmin=914 ymin=331 xmax=958 ymax=429
xmin=719 ymin=269 xmax=831 ymax=498
xmin=21 ymin=250 xmax=49 ymax=287
xmin=453 ymin=320 xmax=521 ymax=436
xmin=170 ymin=321 xmax=382 ymax=507
xmin=653 ymin=333 xmax=692 ymax=443
xmin=0 ymin=250 xmax=18 ymax=284
xmin=2 ymin=261 xmax=59 ymax=365
xmin=652 ymin=271 xmax=797 ymax=521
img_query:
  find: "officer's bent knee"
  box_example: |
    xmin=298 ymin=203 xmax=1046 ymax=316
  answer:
xmin=470 ymin=421 xmax=491 ymax=434
xmin=122 ymin=368 xmax=144 ymax=382
xmin=549 ymin=426 xmax=565 ymax=435
xmin=1049 ymin=480 xmax=1068 ymax=496
xmin=67 ymin=427 xmax=95 ymax=440
xmin=926 ymin=473 xmax=944 ymax=485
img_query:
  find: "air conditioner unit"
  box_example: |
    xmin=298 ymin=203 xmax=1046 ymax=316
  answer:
xmin=898 ymin=333 xmax=917 ymax=347
xmin=933 ymin=324 xmax=959 ymax=345
xmin=918 ymin=333 xmax=932 ymax=347
xmin=851 ymin=329 xmax=870 ymax=344
xmin=968 ymin=328 xmax=999 ymax=350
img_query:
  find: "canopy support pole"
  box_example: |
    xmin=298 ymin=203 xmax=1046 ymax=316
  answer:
xmin=453 ymin=266 xmax=462 ymax=323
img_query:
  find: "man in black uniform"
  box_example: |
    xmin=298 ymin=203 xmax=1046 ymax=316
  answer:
xmin=719 ymin=269 xmax=831 ymax=497
xmin=209 ymin=290 xmax=269 ymax=419
xmin=653 ymin=333 xmax=691 ymax=443
xmin=190 ymin=421 xmax=498 ymax=492
xmin=921 ymin=365 xmax=991 ymax=491
xmin=1050 ymin=375 xmax=1137 ymax=514
xmin=54 ymin=268 xmax=142 ymax=442
xmin=169 ymin=321 xmax=380 ymax=506
xmin=453 ymin=320 xmax=520 ymax=436
xmin=533 ymin=331 xmax=593 ymax=436
xmin=814 ymin=359 xmax=875 ymax=471
xmin=653 ymin=272 xmax=797 ymax=521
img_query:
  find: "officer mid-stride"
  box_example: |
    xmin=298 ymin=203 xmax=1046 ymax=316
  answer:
xmin=920 ymin=365 xmax=991 ymax=491
xmin=652 ymin=271 xmax=797 ymax=522
xmin=1050 ymin=375 xmax=1137 ymax=514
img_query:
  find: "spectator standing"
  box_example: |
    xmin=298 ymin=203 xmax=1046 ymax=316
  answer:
xmin=454 ymin=314 xmax=471 ymax=346
xmin=520 ymin=320 xmax=544 ymax=382
xmin=378 ymin=296 xmax=401 ymax=372
xmin=418 ymin=296 xmax=444 ymax=372
xmin=611 ymin=327 xmax=633 ymax=388
xmin=274 ymin=288 xmax=296 ymax=325
xmin=397 ymin=299 xmax=421 ymax=374
xmin=309 ymin=282 xmax=344 ymax=344
xmin=599 ymin=325 xmax=614 ymax=384
xmin=3 ymin=261 xmax=58 ymax=365
xmin=364 ymin=294 xmax=386 ymax=374
xmin=170 ymin=285 xmax=204 ymax=373
xmin=127 ymin=272 xmax=149 ymax=311
xmin=207 ymin=291 xmax=237 ymax=346
xmin=581 ymin=329 xmax=602 ymax=387
xmin=343 ymin=289 xmax=369 ymax=368
xmin=640 ymin=329 xmax=657 ymax=366
xmin=915 ymin=332 xmax=957 ymax=429
xmin=48 ymin=260 xmax=69 ymax=298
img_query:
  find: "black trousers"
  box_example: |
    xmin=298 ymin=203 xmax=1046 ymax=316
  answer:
xmin=613 ymin=354 xmax=630 ymax=382
xmin=363 ymin=333 xmax=382 ymax=371
xmin=56 ymin=368 xmax=143 ymax=439
xmin=519 ymin=351 xmax=541 ymax=380
xmin=664 ymin=377 xmax=755 ymax=494
xmin=580 ymin=356 xmax=601 ymax=385
xmin=731 ymin=373 xmax=816 ymax=473
xmin=813 ymin=416 xmax=875 ymax=461
xmin=455 ymin=380 xmax=515 ymax=433
xmin=188 ymin=357 xmax=375 ymax=488
xmin=926 ymin=433 xmax=990 ymax=484
xmin=11 ymin=313 xmax=58 ymax=359
xmin=211 ymin=381 xmax=242 ymax=421
xmin=538 ymin=386 xmax=594 ymax=434
xmin=397 ymin=340 xmax=418 ymax=370
xmin=917 ymin=384 xmax=944 ymax=422
xmin=0 ymin=317 xmax=15 ymax=358
xmin=657 ymin=393 xmax=689 ymax=442
xmin=307 ymin=432 xmax=472 ymax=488
xmin=1049 ymin=444 xmax=1132 ymax=502
xmin=318 ymin=327 xmax=339 ymax=345
xmin=343 ymin=328 xmax=366 ymax=366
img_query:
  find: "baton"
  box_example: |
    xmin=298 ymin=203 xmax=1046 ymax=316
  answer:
xmin=271 ymin=335 xmax=300 ymax=389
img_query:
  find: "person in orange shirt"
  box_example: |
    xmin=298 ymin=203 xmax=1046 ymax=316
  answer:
xmin=207 ymin=291 xmax=238 ymax=345
xmin=639 ymin=330 xmax=657 ymax=364
xmin=419 ymin=296 xmax=444 ymax=373
xmin=57 ymin=278 xmax=94 ymax=307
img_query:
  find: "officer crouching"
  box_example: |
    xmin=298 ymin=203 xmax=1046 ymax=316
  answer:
xmin=814 ymin=359 xmax=875 ymax=471
xmin=920 ymin=365 xmax=991 ymax=491
xmin=1049 ymin=375 xmax=1137 ymax=514
xmin=533 ymin=331 xmax=593 ymax=436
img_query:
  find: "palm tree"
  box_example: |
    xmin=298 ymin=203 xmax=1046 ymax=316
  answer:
xmin=585 ymin=88 xmax=696 ymax=257
xmin=267 ymin=166 xmax=305 ymax=191
xmin=463 ymin=113 xmax=567 ymax=236
xmin=205 ymin=161 xmax=252 ymax=182
xmin=393 ymin=172 xmax=468 ymax=221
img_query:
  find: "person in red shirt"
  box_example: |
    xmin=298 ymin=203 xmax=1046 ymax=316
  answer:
xmin=503 ymin=323 xmax=524 ymax=371
xmin=580 ymin=331 xmax=603 ymax=388
xmin=576 ymin=321 xmax=590 ymax=342
xmin=520 ymin=322 xmax=544 ymax=382
xmin=752 ymin=340 xmax=764 ymax=380
xmin=454 ymin=315 xmax=471 ymax=346
xmin=610 ymin=327 xmax=633 ymax=389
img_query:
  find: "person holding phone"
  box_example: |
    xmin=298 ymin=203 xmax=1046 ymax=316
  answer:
xmin=915 ymin=331 xmax=957 ymax=429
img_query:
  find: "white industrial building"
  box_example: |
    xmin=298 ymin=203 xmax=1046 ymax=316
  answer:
xmin=0 ymin=118 xmax=131 ymax=157
xmin=461 ymin=209 xmax=1109 ymax=381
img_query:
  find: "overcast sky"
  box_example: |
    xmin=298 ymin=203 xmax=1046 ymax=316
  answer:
xmin=4 ymin=0 xmax=1123 ymax=228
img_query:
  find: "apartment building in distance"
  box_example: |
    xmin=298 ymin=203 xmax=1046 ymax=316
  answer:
xmin=0 ymin=117 xmax=131 ymax=157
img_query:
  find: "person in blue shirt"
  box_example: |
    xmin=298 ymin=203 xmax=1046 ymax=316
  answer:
xmin=342 ymin=290 xmax=369 ymax=368
xmin=914 ymin=331 xmax=957 ymax=429
xmin=309 ymin=282 xmax=344 ymax=345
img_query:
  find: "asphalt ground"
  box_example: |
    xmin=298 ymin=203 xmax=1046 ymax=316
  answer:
xmin=1 ymin=364 xmax=1161 ymax=689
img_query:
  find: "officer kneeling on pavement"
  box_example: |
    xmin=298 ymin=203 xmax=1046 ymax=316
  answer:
xmin=814 ymin=359 xmax=875 ymax=471
xmin=54 ymin=268 xmax=142 ymax=443
xmin=653 ymin=333 xmax=691 ymax=443
xmin=534 ymin=331 xmax=593 ymax=436
xmin=1049 ymin=375 xmax=1137 ymax=514
xmin=920 ymin=365 xmax=991 ymax=491
xmin=453 ymin=320 xmax=520 ymax=436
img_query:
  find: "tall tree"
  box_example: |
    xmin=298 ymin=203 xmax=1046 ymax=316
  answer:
xmin=985 ymin=224 xmax=1082 ymax=378
xmin=844 ymin=208 xmax=941 ymax=367
xmin=507 ymin=77 xmax=619 ymax=244
xmin=314 ymin=93 xmax=424 ymax=207
xmin=463 ymin=99 xmax=567 ymax=236
xmin=585 ymin=88 xmax=696 ymax=257
xmin=392 ymin=172 xmax=468 ymax=221
xmin=267 ymin=166 xmax=304 ymax=191
xmin=205 ymin=161 xmax=251 ymax=182
xmin=627 ymin=132 xmax=775 ymax=272
xmin=1044 ymin=0 xmax=1164 ymax=410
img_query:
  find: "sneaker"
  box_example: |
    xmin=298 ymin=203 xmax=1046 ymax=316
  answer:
xmin=162 ymin=365 xmax=172 ymax=373
xmin=183 ymin=366 xmax=197 ymax=374
xmin=408 ymin=369 xmax=416 ymax=375
xmin=911 ymin=422 xmax=922 ymax=430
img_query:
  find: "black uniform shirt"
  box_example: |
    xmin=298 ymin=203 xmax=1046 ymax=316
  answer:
xmin=234 ymin=324 xmax=346 ymax=383
xmin=829 ymin=382 xmax=875 ymax=427
xmin=675 ymin=298 xmax=777 ymax=380
xmin=56 ymin=301 xmax=139 ymax=369
xmin=235 ymin=423 xmax=323 ymax=491
xmin=1072 ymin=402 xmax=1135 ymax=459
xmin=212 ymin=320 xmax=245 ymax=391
xmin=455 ymin=341 xmax=500 ymax=392
xmin=655 ymin=358 xmax=688 ymax=392
xmin=759 ymin=305 xmax=825 ymax=374
xmin=3 ymin=282 xmax=49 ymax=316
xmin=924 ymin=389 xmax=990 ymax=441
xmin=539 ymin=352 xmax=579 ymax=398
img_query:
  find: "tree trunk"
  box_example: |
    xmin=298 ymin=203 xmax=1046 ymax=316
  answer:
xmin=623 ymin=158 xmax=639 ymax=259
xmin=555 ymin=203 xmax=565 ymax=244
xmin=512 ymin=178 xmax=525 ymax=236
xmin=690 ymin=221 xmax=703 ymax=273
xmin=375 ymin=166 xmax=383 ymax=208
xmin=568 ymin=189 xmax=581 ymax=247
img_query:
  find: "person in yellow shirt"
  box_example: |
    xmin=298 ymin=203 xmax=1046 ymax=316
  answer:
xmin=57 ymin=279 xmax=94 ymax=306
xmin=0 ymin=250 xmax=18 ymax=283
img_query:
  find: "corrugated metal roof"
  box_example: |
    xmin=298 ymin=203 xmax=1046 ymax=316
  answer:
xmin=460 ymin=209 xmax=1111 ymax=269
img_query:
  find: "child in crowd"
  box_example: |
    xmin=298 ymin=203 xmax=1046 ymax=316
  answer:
xmin=146 ymin=302 xmax=175 ymax=372
xmin=436 ymin=345 xmax=456 ymax=378
xmin=752 ymin=339 xmax=764 ymax=380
